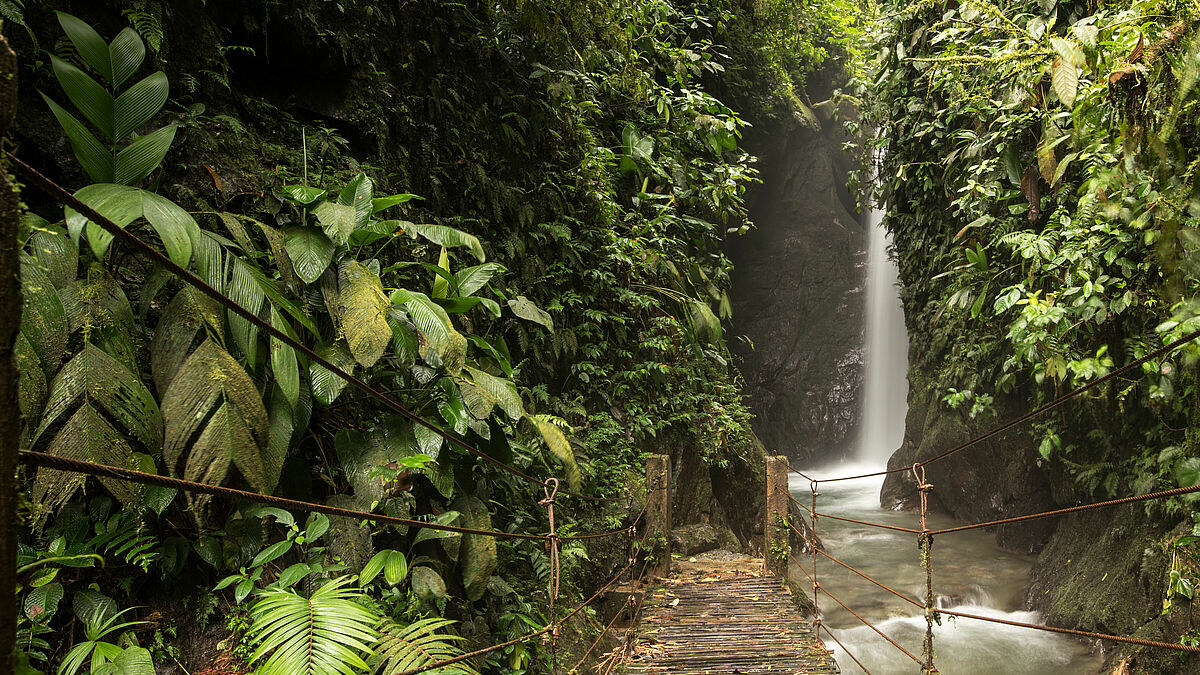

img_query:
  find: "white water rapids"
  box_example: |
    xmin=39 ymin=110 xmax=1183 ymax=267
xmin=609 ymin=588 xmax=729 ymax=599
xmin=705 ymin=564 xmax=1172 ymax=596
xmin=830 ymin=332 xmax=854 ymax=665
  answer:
xmin=789 ymin=208 xmax=1103 ymax=673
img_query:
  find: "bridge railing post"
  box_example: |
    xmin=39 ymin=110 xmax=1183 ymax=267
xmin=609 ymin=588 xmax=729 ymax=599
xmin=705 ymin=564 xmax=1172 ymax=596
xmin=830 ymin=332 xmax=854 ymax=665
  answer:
xmin=645 ymin=454 xmax=671 ymax=577
xmin=765 ymin=455 xmax=789 ymax=578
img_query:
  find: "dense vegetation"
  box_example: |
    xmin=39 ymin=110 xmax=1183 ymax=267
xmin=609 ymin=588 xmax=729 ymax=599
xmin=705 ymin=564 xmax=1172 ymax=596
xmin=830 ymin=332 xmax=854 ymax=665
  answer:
xmin=4 ymin=1 xmax=856 ymax=673
xmin=857 ymin=0 xmax=1200 ymax=657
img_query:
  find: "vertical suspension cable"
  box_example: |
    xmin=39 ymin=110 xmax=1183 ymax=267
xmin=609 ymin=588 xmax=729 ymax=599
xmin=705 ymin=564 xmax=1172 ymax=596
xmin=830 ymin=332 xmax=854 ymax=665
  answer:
xmin=913 ymin=463 xmax=939 ymax=674
xmin=810 ymin=480 xmax=821 ymax=637
xmin=540 ymin=478 xmax=561 ymax=675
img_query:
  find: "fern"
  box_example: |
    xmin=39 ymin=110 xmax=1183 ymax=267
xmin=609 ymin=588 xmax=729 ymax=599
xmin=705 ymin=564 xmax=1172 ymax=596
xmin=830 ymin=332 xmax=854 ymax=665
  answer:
xmin=368 ymin=618 xmax=478 ymax=675
xmin=249 ymin=576 xmax=379 ymax=675
xmin=121 ymin=10 xmax=163 ymax=53
xmin=90 ymin=511 xmax=159 ymax=572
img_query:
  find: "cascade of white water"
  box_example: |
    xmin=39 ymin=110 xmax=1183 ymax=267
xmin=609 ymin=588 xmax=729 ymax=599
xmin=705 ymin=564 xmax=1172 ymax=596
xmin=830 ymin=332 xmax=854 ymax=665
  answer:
xmin=858 ymin=206 xmax=909 ymax=466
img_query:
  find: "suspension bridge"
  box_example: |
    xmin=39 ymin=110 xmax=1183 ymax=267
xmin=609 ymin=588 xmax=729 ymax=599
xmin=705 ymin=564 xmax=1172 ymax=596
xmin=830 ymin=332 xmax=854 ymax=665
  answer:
xmin=10 ymin=152 xmax=1200 ymax=673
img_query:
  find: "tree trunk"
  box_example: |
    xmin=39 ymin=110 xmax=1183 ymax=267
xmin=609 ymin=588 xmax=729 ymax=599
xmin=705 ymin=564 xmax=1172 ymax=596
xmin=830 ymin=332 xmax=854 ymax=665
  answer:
xmin=0 ymin=30 xmax=21 ymax=674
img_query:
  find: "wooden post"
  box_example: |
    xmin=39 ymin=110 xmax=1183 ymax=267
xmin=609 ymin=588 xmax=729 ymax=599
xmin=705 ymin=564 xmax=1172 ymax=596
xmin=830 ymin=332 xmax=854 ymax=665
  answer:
xmin=645 ymin=454 xmax=671 ymax=578
xmin=0 ymin=32 xmax=19 ymax=675
xmin=765 ymin=456 xmax=789 ymax=578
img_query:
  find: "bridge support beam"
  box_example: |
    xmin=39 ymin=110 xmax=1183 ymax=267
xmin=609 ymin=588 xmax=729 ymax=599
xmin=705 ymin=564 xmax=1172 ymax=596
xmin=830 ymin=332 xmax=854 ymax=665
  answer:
xmin=645 ymin=454 xmax=671 ymax=577
xmin=765 ymin=456 xmax=790 ymax=578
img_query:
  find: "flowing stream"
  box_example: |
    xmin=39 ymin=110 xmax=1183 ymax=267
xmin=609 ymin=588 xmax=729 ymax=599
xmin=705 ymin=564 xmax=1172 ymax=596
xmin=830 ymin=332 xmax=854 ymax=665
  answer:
xmin=788 ymin=208 xmax=1102 ymax=673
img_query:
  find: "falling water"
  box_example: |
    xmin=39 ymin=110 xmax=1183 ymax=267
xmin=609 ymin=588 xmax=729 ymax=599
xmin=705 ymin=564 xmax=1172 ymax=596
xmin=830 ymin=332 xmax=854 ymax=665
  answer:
xmin=791 ymin=206 xmax=1101 ymax=673
xmin=858 ymin=206 xmax=909 ymax=464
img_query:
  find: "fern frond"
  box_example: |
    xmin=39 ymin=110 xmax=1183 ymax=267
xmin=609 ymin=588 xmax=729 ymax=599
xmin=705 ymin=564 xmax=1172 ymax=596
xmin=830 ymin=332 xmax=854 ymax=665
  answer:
xmin=249 ymin=576 xmax=379 ymax=675
xmin=121 ymin=10 xmax=163 ymax=53
xmin=368 ymin=617 xmax=478 ymax=675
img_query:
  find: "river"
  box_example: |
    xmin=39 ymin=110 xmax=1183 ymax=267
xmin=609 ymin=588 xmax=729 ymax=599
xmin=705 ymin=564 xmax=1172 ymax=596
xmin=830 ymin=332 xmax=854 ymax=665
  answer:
xmin=789 ymin=466 xmax=1104 ymax=674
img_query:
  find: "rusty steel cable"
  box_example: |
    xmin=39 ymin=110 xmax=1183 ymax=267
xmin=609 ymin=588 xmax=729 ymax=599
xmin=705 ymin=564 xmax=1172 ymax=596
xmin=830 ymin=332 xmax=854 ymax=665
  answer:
xmin=541 ymin=479 xmax=562 ymax=675
xmin=788 ymin=491 xmax=816 ymax=515
xmin=7 ymin=151 xmax=624 ymax=504
xmin=914 ymin=464 xmax=938 ymax=674
xmin=928 ymin=481 xmax=1200 ymax=535
xmin=570 ymin=593 xmax=634 ymax=673
xmin=395 ymin=556 xmax=638 ymax=675
xmin=820 ymin=624 xmax=874 ymax=675
xmin=812 ymin=511 xmax=922 ymax=534
xmin=21 ymin=451 xmax=548 ymax=540
xmin=810 ymin=324 xmax=1200 ymax=485
xmin=20 ymin=452 xmax=641 ymax=543
xmin=786 ymin=522 xmax=923 ymax=610
xmin=810 ymin=480 xmax=821 ymax=637
xmin=935 ymin=608 xmax=1200 ymax=654
xmin=815 ymin=580 xmax=925 ymax=666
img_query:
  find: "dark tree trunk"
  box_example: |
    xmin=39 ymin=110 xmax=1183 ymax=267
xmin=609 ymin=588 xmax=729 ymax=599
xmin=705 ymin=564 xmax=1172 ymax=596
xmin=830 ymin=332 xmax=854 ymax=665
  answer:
xmin=0 ymin=31 xmax=20 ymax=674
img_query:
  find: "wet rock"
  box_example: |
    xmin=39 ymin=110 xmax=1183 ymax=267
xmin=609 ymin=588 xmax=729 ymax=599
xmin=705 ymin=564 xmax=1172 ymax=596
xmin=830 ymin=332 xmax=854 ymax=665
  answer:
xmin=731 ymin=102 xmax=867 ymax=465
xmin=880 ymin=374 xmax=1056 ymax=554
xmin=670 ymin=523 xmax=738 ymax=556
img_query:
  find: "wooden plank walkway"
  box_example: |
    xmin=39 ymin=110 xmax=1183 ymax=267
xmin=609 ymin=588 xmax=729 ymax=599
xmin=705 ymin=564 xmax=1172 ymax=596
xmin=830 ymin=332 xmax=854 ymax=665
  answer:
xmin=623 ymin=559 xmax=840 ymax=674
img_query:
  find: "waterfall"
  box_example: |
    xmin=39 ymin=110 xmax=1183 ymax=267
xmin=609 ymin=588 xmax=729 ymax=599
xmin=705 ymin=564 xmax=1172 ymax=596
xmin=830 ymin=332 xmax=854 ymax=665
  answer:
xmin=858 ymin=206 xmax=909 ymax=465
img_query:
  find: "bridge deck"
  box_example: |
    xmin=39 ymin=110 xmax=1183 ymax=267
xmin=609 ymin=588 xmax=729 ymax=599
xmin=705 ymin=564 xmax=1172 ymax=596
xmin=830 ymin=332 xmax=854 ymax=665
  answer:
xmin=624 ymin=560 xmax=840 ymax=674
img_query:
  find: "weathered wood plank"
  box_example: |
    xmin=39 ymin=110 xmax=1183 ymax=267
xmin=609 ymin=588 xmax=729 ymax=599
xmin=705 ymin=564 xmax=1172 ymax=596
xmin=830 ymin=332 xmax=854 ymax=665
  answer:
xmin=624 ymin=562 xmax=840 ymax=675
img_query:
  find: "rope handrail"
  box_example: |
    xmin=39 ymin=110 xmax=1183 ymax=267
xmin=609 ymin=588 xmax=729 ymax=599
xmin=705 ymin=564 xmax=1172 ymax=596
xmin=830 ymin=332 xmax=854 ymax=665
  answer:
xmin=803 ymin=323 xmax=1200 ymax=485
xmin=19 ymin=451 xmax=639 ymax=542
xmin=928 ymin=481 xmax=1200 ymax=535
xmin=813 ymin=511 xmax=922 ymax=534
xmin=819 ymin=624 xmax=874 ymax=675
xmin=936 ymin=608 xmax=1200 ymax=654
xmin=396 ymin=556 xmax=639 ymax=675
xmin=786 ymin=521 xmax=923 ymax=609
xmin=6 ymin=151 xmax=624 ymax=503
xmin=814 ymin=579 xmax=925 ymax=666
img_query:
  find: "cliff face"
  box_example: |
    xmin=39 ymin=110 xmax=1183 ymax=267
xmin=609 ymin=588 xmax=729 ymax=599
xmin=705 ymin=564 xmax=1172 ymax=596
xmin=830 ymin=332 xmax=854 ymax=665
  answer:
xmin=730 ymin=104 xmax=867 ymax=465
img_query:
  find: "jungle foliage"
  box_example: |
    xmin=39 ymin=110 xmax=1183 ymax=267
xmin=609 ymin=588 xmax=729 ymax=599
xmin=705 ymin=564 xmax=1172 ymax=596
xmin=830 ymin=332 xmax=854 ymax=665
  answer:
xmin=855 ymin=0 xmax=1200 ymax=506
xmin=6 ymin=1 xmax=854 ymax=672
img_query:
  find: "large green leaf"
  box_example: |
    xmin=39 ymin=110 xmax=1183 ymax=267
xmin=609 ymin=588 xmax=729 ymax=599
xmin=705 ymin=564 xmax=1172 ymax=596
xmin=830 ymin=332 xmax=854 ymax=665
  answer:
xmin=151 ymin=287 xmax=222 ymax=395
xmin=16 ymin=334 xmax=47 ymax=426
xmin=390 ymin=289 xmax=467 ymax=375
xmin=32 ymin=342 xmax=162 ymax=453
xmin=56 ymin=12 xmax=113 ymax=81
xmin=387 ymin=221 xmax=485 ymax=262
xmin=65 ymin=184 xmax=197 ymax=267
xmin=227 ymin=257 xmax=266 ymax=365
xmin=309 ymin=341 xmax=356 ymax=406
xmin=248 ymin=577 xmax=379 ymax=675
xmin=50 ymin=55 xmax=114 ymax=141
xmin=463 ymin=366 xmax=523 ymax=420
xmin=368 ymin=618 xmax=478 ymax=675
xmin=28 ymin=226 xmax=79 ymax=289
xmin=19 ymin=256 xmax=68 ymax=379
xmin=454 ymin=262 xmax=505 ymax=298
xmin=34 ymin=404 xmax=144 ymax=512
xmin=530 ymin=414 xmax=580 ymax=490
xmin=41 ymin=94 xmax=112 ymax=183
xmin=313 ymin=201 xmax=357 ymax=247
xmin=269 ymin=307 xmax=301 ymax=409
xmin=113 ymin=124 xmax=176 ymax=185
xmin=337 ymin=261 xmax=391 ymax=368
xmin=283 ymin=226 xmax=335 ymax=284
xmin=113 ymin=71 xmax=168 ymax=140
xmin=161 ymin=340 xmax=271 ymax=514
xmin=507 ymin=295 xmax=554 ymax=331
xmin=452 ymin=495 xmax=497 ymax=602
xmin=337 ymin=173 xmax=374 ymax=231
xmin=410 ymin=566 xmax=448 ymax=603
xmin=106 ymin=27 xmax=146 ymax=88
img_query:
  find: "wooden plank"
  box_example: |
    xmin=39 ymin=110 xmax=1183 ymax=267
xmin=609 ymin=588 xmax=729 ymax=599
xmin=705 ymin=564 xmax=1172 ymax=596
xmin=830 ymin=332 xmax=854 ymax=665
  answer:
xmin=623 ymin=562 xmax=840 ymax=675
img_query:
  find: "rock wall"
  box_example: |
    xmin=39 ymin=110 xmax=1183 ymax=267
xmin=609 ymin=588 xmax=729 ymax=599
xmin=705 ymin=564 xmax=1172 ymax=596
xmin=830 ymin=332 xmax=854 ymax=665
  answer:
xmin=879 ymin=374 xmax=1057 ymax=554
xmin=730 ymin=104 xmax=867 ymax=465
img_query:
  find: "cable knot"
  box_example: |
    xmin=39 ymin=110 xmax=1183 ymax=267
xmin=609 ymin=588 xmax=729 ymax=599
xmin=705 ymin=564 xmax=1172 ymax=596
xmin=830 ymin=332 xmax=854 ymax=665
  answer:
xmin=912 ymin=463 xmax=933 ymax=492
xmin=539 ymin=477 xmax=559 ymax=506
